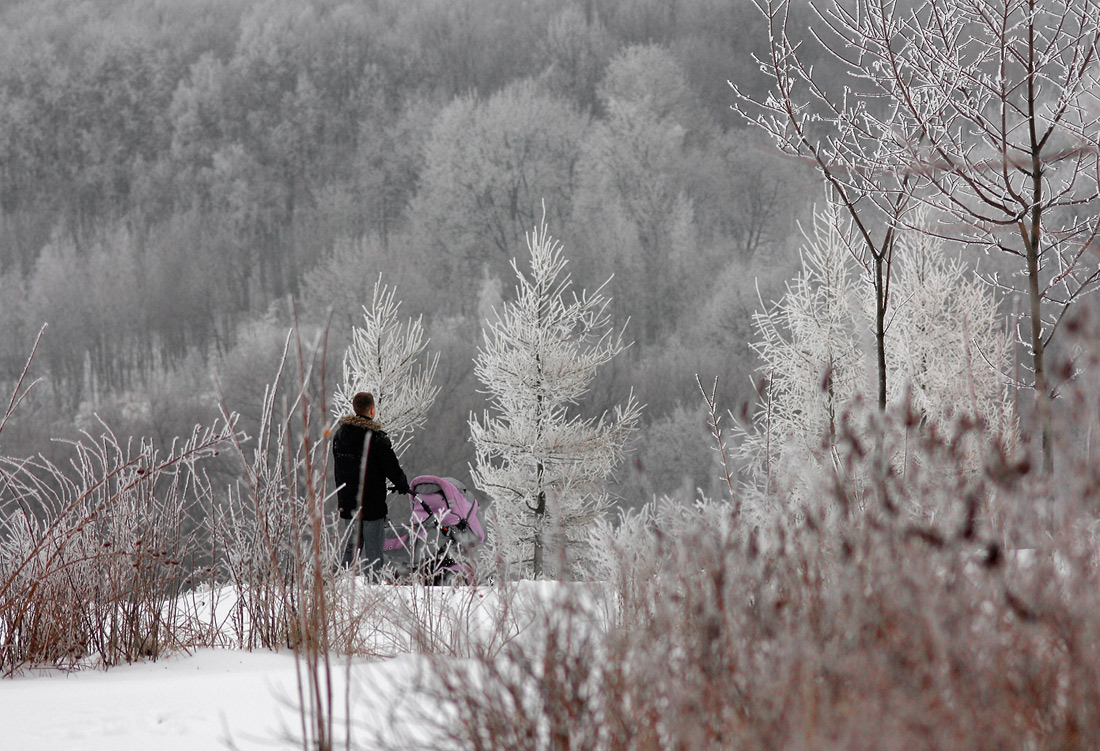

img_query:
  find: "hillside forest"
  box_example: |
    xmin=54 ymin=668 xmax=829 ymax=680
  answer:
xmin=0 ymin=0 xmax=824 ymax=504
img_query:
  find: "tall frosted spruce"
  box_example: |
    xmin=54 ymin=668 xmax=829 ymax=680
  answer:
xmin=470 ymin=215 xmax=641 ymax=579
xmin=334 ymin=277 xmax=439 ymax=457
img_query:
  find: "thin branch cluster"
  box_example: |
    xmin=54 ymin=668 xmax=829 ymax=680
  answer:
xmin=0 ymin=412 xmax=235 ymax=673
xmin=737 ymin=0 xmax=1100 ymax=469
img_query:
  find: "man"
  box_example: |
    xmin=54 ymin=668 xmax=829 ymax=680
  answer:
xmin=331 ymin=391 xmax=410 ymax=576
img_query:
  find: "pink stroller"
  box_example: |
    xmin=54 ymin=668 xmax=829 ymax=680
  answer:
xmin=384 ymin=475 xmax=486 ymax=583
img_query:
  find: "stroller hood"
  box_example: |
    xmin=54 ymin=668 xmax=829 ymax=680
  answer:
xmin=408 ymin=475 xmax=486 ymax=544
xmin=384 ymin=475 xmax=486 ymax=552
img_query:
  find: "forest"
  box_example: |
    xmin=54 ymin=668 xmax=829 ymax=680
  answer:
xmin=0 ymin=0 xmax=816 ymax=503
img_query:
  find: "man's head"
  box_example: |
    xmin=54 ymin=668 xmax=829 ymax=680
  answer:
xmin=352 ymin=392 xmax=376 ymax=419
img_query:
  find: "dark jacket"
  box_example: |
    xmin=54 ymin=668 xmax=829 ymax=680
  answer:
xmin=331 ymin=415 xmax=410 ymax=521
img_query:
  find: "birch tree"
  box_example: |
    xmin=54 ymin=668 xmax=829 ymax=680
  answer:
xmin=469 ymin=215 xmax=641 ymax=578
xmin=334 ymin=277 xmax=439 ymax=457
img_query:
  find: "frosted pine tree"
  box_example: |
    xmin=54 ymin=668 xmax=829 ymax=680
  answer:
xmin=470 ymin=215 xmax=641 ymax=578
xmin=334 ymin=277 xmax=439 ymax=456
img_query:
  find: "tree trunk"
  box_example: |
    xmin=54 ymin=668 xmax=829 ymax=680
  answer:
xmin=875 ymin=252 xmax=887 ymax=411
xmin=1025 ymin=10 xmax=1054 ymax=475
xmin=533 ymin=461 xmax=546 ymax=578
xmin=1025 ymin=225 xmax=1053 ymax=474
xmin=533 ymin=353 xmax=546 ymax=578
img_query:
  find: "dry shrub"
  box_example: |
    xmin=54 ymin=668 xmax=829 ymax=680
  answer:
xmin=399 ymin=313 xmax=1100 ymax=751
xmin=0 ymin=323 xmax=370 ymax=690
xmin=211 ymin=325 xmax=348 ymax=751
xmin=373 ymin=582 xmax=611 ymax=751
xmin=0 ymin=418 xmax=233 ymax=674
xmin=200 ymin=325 xmax=345 ymax=651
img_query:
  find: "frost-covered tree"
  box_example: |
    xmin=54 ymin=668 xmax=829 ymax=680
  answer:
xmin=740 ymin=201 xmax=1011 ymax=522
xmin=739 ymin=200 xmax=866 ymax=504
xmin=470 ymin=215 xmax=641 ymax=579
xmin=733 ymin=2 xmax=919 ymax=412
xmin=573 ymin=45 xmax=700 ymax=344
xmin=887 ymin=214 xmax=1014 ymax=440
xmin=741 ymin=0 xmax=1100 ymax=472
xmin=411 ymin=80 xmax=588 ymax=294
xmin=334 ymin=277 xmax=439 ymax=457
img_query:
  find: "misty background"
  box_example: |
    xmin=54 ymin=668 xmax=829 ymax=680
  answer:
xmin=0 ymin=0 xmax=825 ymax=509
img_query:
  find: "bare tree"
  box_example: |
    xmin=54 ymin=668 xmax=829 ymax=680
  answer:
xmin=739 ymin=0 xmax=1100 ymax=472
xmin=737 ymin=201 xmax=1012 ymax=526
xmin=733 ymin=0 xmax=919 ymax=411
xmin=878 ymin=0 xmax=1100 ymax=473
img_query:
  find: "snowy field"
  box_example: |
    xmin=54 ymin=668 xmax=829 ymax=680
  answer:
xmin=0 ymin=650 xmax=396 ymax=747
xmin=0 ymin=579 xmax=604 ymax=751
xmin=0 ymin=646 xmax=435 ymax=751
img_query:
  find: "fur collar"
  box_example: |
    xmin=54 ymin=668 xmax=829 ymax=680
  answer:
xmin=339 ymin=415 xmax=384 ymax=432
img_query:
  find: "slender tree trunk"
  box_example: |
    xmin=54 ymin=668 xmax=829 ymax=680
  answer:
xmin=1024 ymin=5 xmax=1054 ymax=474
xmin=1024 ymin=221 xmax=1052 ymax=473
xmin=874 ymin=252 xmax=887 ymax=411
xmin=533 ymin=350 xmax=546 ymax=578
xmin=533 ymin=460 xmax=546 ymax=578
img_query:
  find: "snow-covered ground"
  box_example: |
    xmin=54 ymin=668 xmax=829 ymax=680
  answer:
xmin=0 ymin=646 xmax=431 ymax=750
xmin=0 ymin=580 xmax=607 ymax=750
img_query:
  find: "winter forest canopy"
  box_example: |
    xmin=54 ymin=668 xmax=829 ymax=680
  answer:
xmin=0 ymin=0 xmax=1097 ymax=555
xmin=0 ymin=0 xmax=812 ymax=503
xmin=0 ymin=0 xmax=1097 ymax=542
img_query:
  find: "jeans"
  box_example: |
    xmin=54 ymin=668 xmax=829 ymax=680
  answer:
xmin=339 ymin=516 xmax=387 ymax=577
